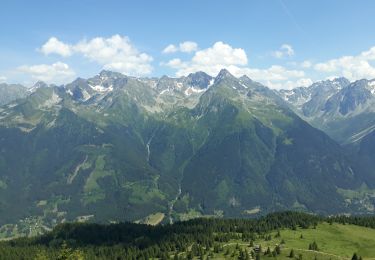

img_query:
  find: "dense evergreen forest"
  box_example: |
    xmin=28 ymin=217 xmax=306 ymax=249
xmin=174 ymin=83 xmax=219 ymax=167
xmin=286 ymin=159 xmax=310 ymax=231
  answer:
xmin=0 ymin=211 xmax=374 ymax=259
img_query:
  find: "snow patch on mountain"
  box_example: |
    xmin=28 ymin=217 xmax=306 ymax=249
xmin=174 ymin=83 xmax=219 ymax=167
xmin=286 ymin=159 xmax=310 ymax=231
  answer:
xmin=81 ymin=89 xmax=91 ymax=101
xmin=279 ymin=89 xmax=311 ymax=107
xmin=239 ymin=82 xmax=248 ymax=89
xmin=159 ymin=89 xmax=169 ymax=95
xmin=367 ymin=80 xmax=375 ymax=94
xmin=67 ymin=89 xmax=73 ymax=96
xmin=184 ymin=86 xmax=206 ymax=96
xmin=89 ymin=84 xmax=114 ymax=93
xmin=332 ymin=80 xmax=343 ymax=89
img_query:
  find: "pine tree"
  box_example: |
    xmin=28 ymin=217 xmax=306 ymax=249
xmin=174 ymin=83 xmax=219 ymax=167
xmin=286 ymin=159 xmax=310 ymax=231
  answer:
xmin=251 ymin=250 xmax=255 ymax=258
xmin=310 ymin=241 xmax=319 ymax=251
xmin=245 ymin=249 xmax=250 ymax=260
xmin=238 ymin=250 xmax=247 ymax=260
xmin=352 ymin=253 xmax=359 ymax=260
xmin=275 ymin=245 xmax=281 ymax=255
xmin=289 ymin=249 xmax=295 ymax=258
xmin=187 ymin=251 xmax=194 ymax=260
xmin=70 ymin=249 xmax=84 ymax=260
xmin=57 ymin=242 xmax=75 ymax=260
xmin=34 ymin=250 xmax=49 ymax=260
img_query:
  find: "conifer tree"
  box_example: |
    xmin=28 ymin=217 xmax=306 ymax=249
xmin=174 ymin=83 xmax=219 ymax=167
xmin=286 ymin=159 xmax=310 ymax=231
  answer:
xmin=289 ymin=249 xmax=295 ymax=258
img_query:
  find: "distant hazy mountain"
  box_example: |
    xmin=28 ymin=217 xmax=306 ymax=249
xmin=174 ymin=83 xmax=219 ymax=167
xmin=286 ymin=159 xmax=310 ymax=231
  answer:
xmin=279 ymin=77 xmax=350 ymax=115
xmin=277 ymin=78 xmax=375 ymax=144
xmin=0 ymin=70 xmax=372 ymax=238
xmin=0 ymin=83 xmax=29 ymax=106
xmin=278 ymin=78 xmax=375 ymax=209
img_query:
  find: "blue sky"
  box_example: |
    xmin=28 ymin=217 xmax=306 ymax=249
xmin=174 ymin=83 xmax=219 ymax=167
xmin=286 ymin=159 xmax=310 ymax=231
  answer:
xmin=2 ymin=0 xmax=375 ymax=89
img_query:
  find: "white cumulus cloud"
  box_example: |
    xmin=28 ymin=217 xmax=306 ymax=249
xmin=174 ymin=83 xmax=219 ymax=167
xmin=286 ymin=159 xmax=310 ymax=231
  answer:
xmin=0 ymin=76 xmax=7 ymax=83
xmin=273 ymin=44 xmax=295 ymax=58
xmin=162 ymin=44 xmax=178 ymax=54
xmin=242 ymin=66 xmax=304 ymax=81
xmin=314 ymin=49 xmax=375 ymax=81
xmin=18 ymin=62 xmax=75 ymax=84
xmin=301 ymin=60 xmax=312 ymax=68
xmin=179 ymin=41 xmax=198 ymax=53
xmin=40 ymin=37 xmax=72 ymax=57
xmin=229 ymin=66 xmax=306 ymax=90
xmin=164 ymin=41 xmax=306 ymax=90
xmin=271 ymin=78 xmax=313 ymax=90
xmin=40 ymin=35 xmax=153 ymax=76
xmin=165 ymin=41 xmax=248 ymax=76
xmin=162 ymin=41 xmax=198 ymax=54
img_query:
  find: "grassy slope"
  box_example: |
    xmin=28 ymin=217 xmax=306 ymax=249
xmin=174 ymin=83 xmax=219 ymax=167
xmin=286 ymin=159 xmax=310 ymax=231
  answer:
xmin=207 ymin=222 xmax=375 ymax=259
xmin=135 ymin=212 xmax=165 ymax=226
xmin=278 ymin=223 xmax=375 ymax=258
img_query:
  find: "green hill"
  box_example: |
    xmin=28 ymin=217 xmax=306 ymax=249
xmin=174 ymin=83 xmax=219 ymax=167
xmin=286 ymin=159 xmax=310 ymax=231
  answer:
xmin=0 ymin=211 xmax=374 ymax=259
xmin=250 ymin=223 xmax=375 ymax=259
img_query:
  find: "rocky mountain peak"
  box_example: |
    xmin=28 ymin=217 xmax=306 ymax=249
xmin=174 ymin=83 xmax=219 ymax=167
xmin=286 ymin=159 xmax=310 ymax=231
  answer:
xmin=215 ymin=68 xmax=236 ymax=82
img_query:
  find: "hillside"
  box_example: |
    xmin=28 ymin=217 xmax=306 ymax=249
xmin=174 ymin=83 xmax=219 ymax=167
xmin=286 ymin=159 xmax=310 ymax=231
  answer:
xmin=1 ymin=211 xmax=374 ymax=259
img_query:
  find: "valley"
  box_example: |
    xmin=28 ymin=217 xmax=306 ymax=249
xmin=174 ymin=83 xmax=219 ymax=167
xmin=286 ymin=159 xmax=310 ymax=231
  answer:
xmin=0 ymin=70 xmax=375 ymax=239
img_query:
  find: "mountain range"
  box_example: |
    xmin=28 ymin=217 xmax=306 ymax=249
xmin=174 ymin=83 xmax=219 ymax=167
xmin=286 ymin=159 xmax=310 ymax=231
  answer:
xmin=0 ymin=70 xmax=374 ymax=237
xmin=278 ymin=77 xmax=375 ymax=144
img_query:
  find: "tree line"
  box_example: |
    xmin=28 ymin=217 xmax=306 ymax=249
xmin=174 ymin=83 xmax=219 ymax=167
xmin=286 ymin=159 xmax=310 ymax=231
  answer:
xmin=0 ymin=211 xmax=373 ymax=259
